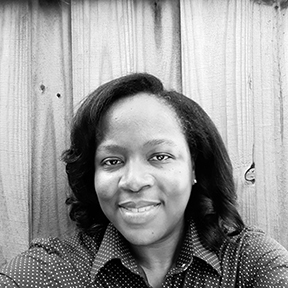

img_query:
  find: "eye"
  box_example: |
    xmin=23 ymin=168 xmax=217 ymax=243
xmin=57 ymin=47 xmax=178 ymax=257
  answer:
xmin=150 ymin=154 xmax=171 ymax=162
xmin=101 ymin=158 xmax=123 ymax=167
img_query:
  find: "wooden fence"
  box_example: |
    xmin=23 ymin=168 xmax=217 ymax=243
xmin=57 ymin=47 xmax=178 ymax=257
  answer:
xmin=1 ymin=0 xmax=288 ymax=266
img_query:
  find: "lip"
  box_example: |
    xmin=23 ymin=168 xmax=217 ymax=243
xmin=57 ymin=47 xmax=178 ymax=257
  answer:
xmin=119 ymin=200 xmax=161 ymax=209
xmin=118 ymin=201 xmax=161 ymax=224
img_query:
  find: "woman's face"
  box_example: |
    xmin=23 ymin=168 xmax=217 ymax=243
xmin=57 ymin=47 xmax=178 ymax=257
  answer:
xmin=94 ymin=93 xmax=194 ymax=248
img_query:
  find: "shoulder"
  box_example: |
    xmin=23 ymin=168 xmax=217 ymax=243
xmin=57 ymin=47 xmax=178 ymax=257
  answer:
xmin=232 ymin=226 xmax=288 ymax=262
xmin=0 ymin=226 xmax=105 ymax=287
xmin=29 ymin=226 xmax=104 ymax=259
xmin=224 ymin=226 xmax=288 ymax=286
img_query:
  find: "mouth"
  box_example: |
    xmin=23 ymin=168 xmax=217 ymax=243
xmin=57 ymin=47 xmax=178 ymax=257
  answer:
xmin=120 ymin=203 xmax=160 ymax=213
xmin=118 ymin=201 xmax=161 ymax=224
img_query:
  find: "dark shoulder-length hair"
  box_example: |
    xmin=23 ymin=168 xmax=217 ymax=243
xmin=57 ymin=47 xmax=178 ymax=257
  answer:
xmin=62 ymin=73 xmax=245 ymax=251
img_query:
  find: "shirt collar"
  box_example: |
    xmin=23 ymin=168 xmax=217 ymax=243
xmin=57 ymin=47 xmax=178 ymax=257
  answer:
xmin=189 ymin=221 xmax=222 ymax=275
xmin=90 ymin=223 xmax=139 ymax=280
xmin=90 ymin=220 xmax=221 ymax=281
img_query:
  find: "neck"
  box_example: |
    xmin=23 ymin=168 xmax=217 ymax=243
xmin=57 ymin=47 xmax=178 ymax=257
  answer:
xmin=129 ymin=223 xmax=186 ymax=287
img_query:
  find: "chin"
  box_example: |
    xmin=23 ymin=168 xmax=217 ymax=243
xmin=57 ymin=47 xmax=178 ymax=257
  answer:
xmin=121 ymin=229 xmax=160 ymax=247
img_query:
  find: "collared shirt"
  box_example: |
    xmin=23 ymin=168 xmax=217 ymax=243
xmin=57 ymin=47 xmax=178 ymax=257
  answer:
xmin=1 ymin=220 xmax=288 ymax=287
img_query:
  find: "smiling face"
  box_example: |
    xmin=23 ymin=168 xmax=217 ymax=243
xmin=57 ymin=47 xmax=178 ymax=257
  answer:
xmin=94 ymin=93 xmax=194 ymax=248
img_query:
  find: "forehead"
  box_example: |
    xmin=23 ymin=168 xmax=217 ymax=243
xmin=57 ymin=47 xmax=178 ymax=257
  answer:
xmin=103 ymin=92 xmax=181 ymax=130
xmin=96 ymin=93 xmax=187 ymax=147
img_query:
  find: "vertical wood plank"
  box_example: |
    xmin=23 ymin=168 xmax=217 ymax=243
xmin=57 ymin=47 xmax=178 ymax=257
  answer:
xmin=249 ymin=1 xmax=280 ymax=238
xmin=274 ymin=4 xmax=288 ymax=247
xmin=180 ymin=0 xmax=288 ymax=248
xmin=71 ymin=0 xmax=181 ymax=107
xmin=180 ymin=0 xmax=256 ymax=226
xmin=0 ymin=1 xmax=31 ymax=265
xmin=30 ymin=0 xmax=74 ymax=240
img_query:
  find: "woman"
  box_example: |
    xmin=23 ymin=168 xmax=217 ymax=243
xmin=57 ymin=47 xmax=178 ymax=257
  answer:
xmin=1 ymin=73 xmax=288 ymax=287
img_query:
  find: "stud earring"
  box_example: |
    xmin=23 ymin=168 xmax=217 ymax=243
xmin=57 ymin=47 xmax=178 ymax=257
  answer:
xmin=193 ymin=179 xmax=197 ymax=185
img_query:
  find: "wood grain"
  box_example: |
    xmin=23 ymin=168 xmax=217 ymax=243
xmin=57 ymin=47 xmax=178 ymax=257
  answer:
xmin=274 ymin=4 xmax=288 ymax=247
xmin=0 ymin=1 xmax=31 ymax=266
xmin=30 ymin=0 xmax=74 ymax=240
xmin=71 ymin=0 xmax=181 ymax=107
xmin=180 ymin=0 xmax=288 ymax=248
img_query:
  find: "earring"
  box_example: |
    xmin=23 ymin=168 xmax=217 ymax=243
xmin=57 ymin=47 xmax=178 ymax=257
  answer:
xmin=193 ymin=179 xmax=197 ymax=185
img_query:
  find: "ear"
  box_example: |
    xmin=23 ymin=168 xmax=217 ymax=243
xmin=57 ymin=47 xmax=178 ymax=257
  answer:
xmin=192 ymin=161 xmax=197 ymax=185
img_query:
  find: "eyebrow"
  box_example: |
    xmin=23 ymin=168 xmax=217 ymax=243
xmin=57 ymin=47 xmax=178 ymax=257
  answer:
xmin=143 ymin=139 xmax=177 ymax=148
xmin=97 ymin=139 xmax=177 ymax=153
xmin=96 ymin=144 xmax=126 ymax=153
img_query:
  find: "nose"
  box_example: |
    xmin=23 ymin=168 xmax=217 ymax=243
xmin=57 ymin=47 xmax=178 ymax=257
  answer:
xmin=118 ymin=159 xmax=154 ymax=192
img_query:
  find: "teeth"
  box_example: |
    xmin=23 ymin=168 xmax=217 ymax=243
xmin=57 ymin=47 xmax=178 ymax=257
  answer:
xmin=123 ymin=205 xmax=157 ymax=213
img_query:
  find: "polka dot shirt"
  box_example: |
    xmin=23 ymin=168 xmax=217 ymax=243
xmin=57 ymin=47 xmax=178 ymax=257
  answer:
xmin=1 ymin=220 xmax=288 ymax=287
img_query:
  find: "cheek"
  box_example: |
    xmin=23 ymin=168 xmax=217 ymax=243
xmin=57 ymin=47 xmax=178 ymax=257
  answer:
xmin=159 ymin=169 xmax=192 ymax=202
xmin=94 ymin=174 xmax=117 ymax=220
xmin=94 ymin=172 xmax=115 ymax=202
xmin=169 ymin=164 xmax=193 ymax=187
xmin=169 ymin=170 xmax=193 ymax=206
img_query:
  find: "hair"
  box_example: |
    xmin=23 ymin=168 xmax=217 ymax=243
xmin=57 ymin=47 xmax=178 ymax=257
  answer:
xmin=62 ymin=73 xmax=245 ymax=251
